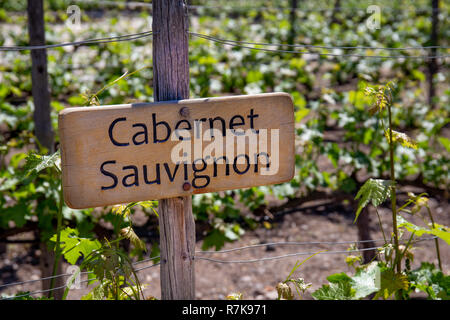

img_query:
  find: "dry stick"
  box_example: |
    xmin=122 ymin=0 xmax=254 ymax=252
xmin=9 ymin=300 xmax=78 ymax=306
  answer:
xmin=425 ymin=205 xmax=443 ymax=270
xmin=375 ymin=207 xmax=387 ymax=243
xmin=387 ymin=95 xmax=401 ymax=275
xmin=48 ymin=183 xmax=64 ymax=299
xmin=152 ymin=0 xmax=196 ymax=300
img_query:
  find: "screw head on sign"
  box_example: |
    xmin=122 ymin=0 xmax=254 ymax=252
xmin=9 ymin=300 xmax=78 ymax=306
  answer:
xmin=183 ymin=182 xmax=191 ymax=191
xmin=179 ymin=107 xmax=190 ymax=117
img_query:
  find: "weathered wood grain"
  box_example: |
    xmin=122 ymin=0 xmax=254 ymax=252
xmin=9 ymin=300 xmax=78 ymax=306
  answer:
xmin=27 ymin=0 xmax=54 ymax=153
xmin=152 ymin=0 xmax=194 ymax=301
xmin=58 ymin=93 xmax=295 ymax=209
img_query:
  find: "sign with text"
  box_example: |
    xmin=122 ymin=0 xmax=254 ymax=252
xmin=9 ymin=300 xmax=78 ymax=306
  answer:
xmin=59 ymin=93 xmax=295 ymax=209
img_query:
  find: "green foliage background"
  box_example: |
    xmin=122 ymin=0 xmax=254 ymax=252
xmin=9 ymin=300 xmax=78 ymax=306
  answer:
xmin=0 ymin=0 xmax=448 ymax=299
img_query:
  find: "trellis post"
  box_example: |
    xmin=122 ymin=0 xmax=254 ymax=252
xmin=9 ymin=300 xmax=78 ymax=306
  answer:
xmin=27 ymin=0 xmax=54 ymax=153
xmin=428 ymin=0 xmax=439 ymax=108
xmin=152 ymin=0 xmax=196 ymax=300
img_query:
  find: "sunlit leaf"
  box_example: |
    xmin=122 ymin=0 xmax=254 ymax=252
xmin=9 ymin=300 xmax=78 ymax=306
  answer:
xmin=351 ymin=262 xmax=381 ymax=299
xmin=21 ymin=150 xmax=61 ymax=179
xmin=120 ymin=226 xmax=146 ymax=252
xmin=384 ymin=130 xmax=418 ymax=149
xmin=311 ymin=281 xmax=355 ymax=300
xmin=397 ymin=216 xmax=450 ymax=245
xmin=374 ymin=269 xmax=408 ymax=300
xmin=354 ymin=179 xmax=394 ymax=223
xmin=50 ymin=227 xmax=101 ymax=265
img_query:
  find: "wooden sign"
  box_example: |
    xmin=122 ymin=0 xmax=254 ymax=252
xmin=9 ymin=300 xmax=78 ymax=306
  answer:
xmin=59 ymin=93 xmax=295 ymax=209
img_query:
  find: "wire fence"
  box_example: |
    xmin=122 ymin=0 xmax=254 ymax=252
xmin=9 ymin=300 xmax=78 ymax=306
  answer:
xmin=70 ymin=0 xmax=443 ymax=14
xmin=0 ymin=30 xmax=449 ymax=61
xmin=189 ymin=32 xmax=450 ymax=60
xmin=0 ymin=31 xmax=154 ymax=51
xmin=0 ymin=236 xmax=439 ymax=299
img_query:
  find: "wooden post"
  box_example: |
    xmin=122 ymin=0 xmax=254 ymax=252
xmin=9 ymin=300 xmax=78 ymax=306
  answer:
xmin=27 ymin=0 xmax=54 ymax=153
xmin=152 ymin=0 xmax=196 ymax=300
xmin=27 ymin=0 xmax=63 ymax=300
xmin=288 ymin=0 xmax=298 ymax=45
xmin=330 ymin=0 xmax=341 ymax=25
xmin=428 ymin=0 xmax=439 ymax=109
xmin=356 ymin=207 xmax=376 ymax=263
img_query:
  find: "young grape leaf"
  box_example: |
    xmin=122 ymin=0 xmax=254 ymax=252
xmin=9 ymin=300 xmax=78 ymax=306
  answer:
xmin=354 ymin=179 xmax=394 ymax=223
xmin=438 ymin=136 xmax=450 ymax=153
xmin=0 ymin=201 xmax=29 ymax=228
xmin=0 ymin=176 xmax=20 ymax=191
xmin=22 ymin=150 xmax=61 ymax=177
xmin=276 ymin=282 xmax=294 ymax=300
xmin=374 ymin=269 xmax=408 ymax=300
xmin=408 ymin=262 xmax=450 ymax=300
xmin=397 ymin=216 xmax=450 ymax=245
xmin=350 ymin=262 xmax=381 ymax=299
xmin=327 ymin=272 xmax=352 ymax=283
xmin=311 ymin=281 xmax=356 ymax=300
xmin=2 ymin=151 xmax=61 ymax=191
xmin=120 ymin=227 xmax=147 ymax=252
xmin=111 ymin=204 xmax=131 ymax=217
xmin=50 ymin=227 xmax=101 ymax=265
xmin=384 ymin=130 xmax=418 ymax=149
xmin=201 ymin=229 xmax=227 ymax=251
xmin=226 ymin=292 xmax=243 ymax=300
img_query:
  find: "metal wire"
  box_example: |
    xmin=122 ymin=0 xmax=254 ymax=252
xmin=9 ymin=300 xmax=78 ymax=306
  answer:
xmin=0 ymin=259 xmax=161 ymax=300
xmin=0 ymin=31 xmax=153 ymax=51
xmin=2 ymin=29 xmax=448 ymax=59
xmin=189 ymin=32 xmax=450 ymax=51
xmin=0 ymin=235 xmax=439 ymax=299
xmin=0 ymin=255 xmax=160 ymax=290
xmin=194 ymin=236 xmax=438 ymax=263
xmin=73 ymin=0 xmax=152 ymax=9
xmin=73 ymin=0 xmax=442 ymax=14
xmin=0 ymin=236 xmax=437 ymax=291
xmin=190 ymin=32 xmax=450 ymax=59
xmin=195 ymin=236 xmax=438 ymax=254
xmin=195 ymin=246 xmax=382 ymax=264
xmin=187 ymin=5 xmax=441 ymax=14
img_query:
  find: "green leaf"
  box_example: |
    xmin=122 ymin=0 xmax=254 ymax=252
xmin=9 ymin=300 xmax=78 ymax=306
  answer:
xmin=1 ymin=202 xmax=29 ymax=228
xmin=22 ymin=150 xmax=61 ymax=178
xmin=311 ymin=281 xmax=355 ymax=300
xmin=327 ymin=272 xmax=352 ymax=283
xmin=408 ymin=262 xmax=450 ymax=300
xmin=202 ymin=229 xmax=226 ymax=251
xmin=397 ymin=216 xmax=450 ymax=245
xmin=68 ymin=95 xmax=86 ymax=106
xmin=50 ymin=227 xmax=101 ymax=265
xmin=351 ymin=262 xmax=381 ymax=299
xmin=411 ymin=70 xmax=426 ymax=82
xmin=374 ymin=269 xmax=409 ymax=300
xmin=120 ymin=227 xmax=146 ymax=252
xmin=226 ymin=292 xmax=243 ymax=300
xmin=438 ymin=137 xmax=450 ymax=153
xmin=295 ymin=108 xmax=310 ymax=122
xmin=354 ymin=179 xmax=393 ymax=223
xmin=384 ymin=130 xmax=418 ymax=149
xmin=0 ymin=151 xmax=59 ymax=191
xmin=0 ymin=177 xmax=20 ymax=191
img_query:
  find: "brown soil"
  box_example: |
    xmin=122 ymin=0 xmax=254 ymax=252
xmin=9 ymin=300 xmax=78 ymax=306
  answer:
xmin=1 ymin=189 xmax=448 ymax=300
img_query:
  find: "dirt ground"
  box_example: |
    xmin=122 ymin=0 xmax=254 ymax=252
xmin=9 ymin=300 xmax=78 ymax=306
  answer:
xmin=1 ymin=188 xmax=448 ymax=300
